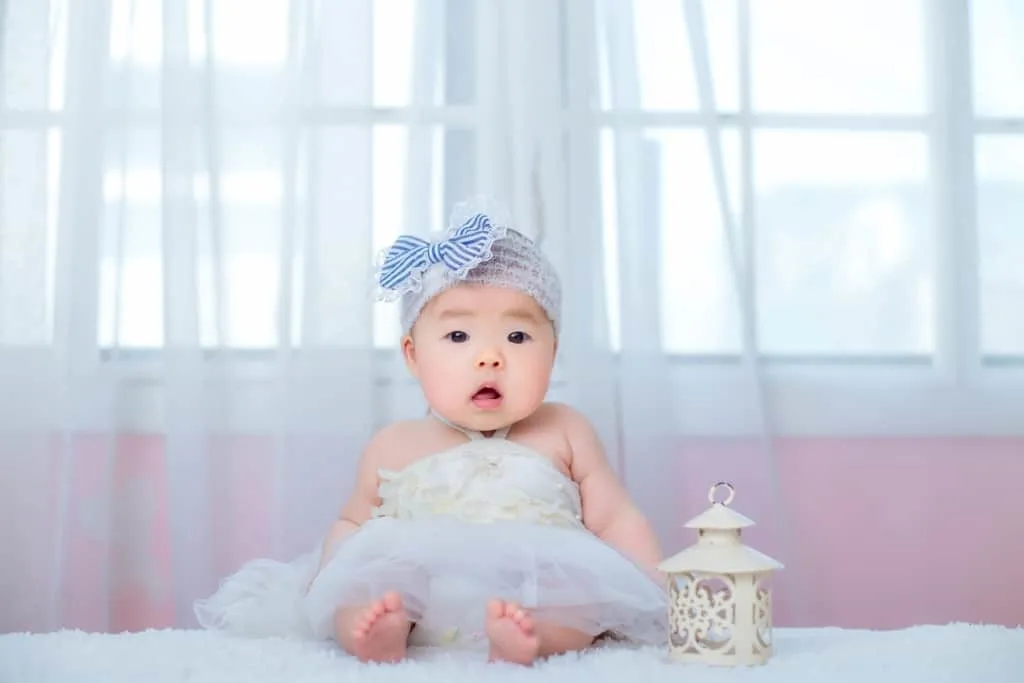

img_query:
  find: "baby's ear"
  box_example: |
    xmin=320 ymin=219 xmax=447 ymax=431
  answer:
xmin=401 ymin=335 xmax=418 ymax=377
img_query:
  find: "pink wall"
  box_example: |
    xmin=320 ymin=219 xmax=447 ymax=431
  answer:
xmin=669 ymin=437 xmax=1024 ymax=630
xmin=12 ymin=436 xmax=1024 ymax=633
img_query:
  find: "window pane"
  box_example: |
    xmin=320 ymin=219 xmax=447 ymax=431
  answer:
xmin=976 ymin=136 xmax=1024 ymax=357
xmin=750 ymin=0 xmax=927 ymax=114
xmin=109 ymin=0 xmax=291 ymax=67
xmin=600 ymin=128 xmax=744 ymax=354
xmin=602 ymin=0 xmax=738 ymax=111
xmin=99 ymin=129 xmax=167 ymax=349
xmin=108 ymin=0 xmax=160 ymax=66
xmin=98 ymin=124 xmax=470 ymax=350
xmin=100 ymin=127 xmax=290 ymax=349
xmin=971 ymin=0 xmax=1024 ymax=117
xmin=106 ymin=0 xmax=298 ymax=113
xmin=106 ymin=0 xmax=464 ymax=108
xmin=0 ymin=130 xmax=60 ymax=346
xmin=658 ymin=129 xmax=743 ymax=355
xmin=2 ymin=0 xmax=66 ymax=110
xmin=372 ymin=0 xmax=473 ymax=107
xmin=755 ymin=131 xmax=934 ymax=356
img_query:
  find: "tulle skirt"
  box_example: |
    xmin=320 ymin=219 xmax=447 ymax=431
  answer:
xmin=195 ymin=516 xmax=668 ymax=649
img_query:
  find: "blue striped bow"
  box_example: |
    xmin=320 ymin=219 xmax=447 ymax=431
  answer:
xmin=378 ymin=212 xmax=498 ymax=291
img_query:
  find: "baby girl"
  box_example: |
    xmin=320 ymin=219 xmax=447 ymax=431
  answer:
xmin=195 ymin=198 xmax=668 ymax=665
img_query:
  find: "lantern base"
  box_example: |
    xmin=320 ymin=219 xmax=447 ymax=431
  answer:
xmin=667 ymin=646 xmax=773 ymax=667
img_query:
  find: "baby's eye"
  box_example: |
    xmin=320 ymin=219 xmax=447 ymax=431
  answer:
xmin=445 ymin=330 xmax=468 ymax=343
xmin=508 ymin=331 xmax=531 ymax=344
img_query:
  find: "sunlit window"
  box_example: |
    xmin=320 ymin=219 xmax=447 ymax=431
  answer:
xmin=1 ymin=0 xmax=1021 ymax=360
xmin=971 ymin=0 xmax=1024 ymax=360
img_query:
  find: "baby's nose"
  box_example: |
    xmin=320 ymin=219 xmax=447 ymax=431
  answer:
xmin=475 ymin=349 xmax=504 ymax=369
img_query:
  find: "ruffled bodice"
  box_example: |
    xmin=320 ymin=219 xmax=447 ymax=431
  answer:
xmin=371 ymin=437 xmax=584 ymax=529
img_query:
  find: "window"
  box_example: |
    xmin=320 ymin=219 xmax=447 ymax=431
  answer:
xmin=0 ymin=0 xmax=469 ymax=350
xmin=0 ymin=0 xmax=65 ymax=348
xmin=92 ymin=0 xmax=476 ymax=349
xmin=971 ymin=0 xmax=1024 ymax=362
xmin=597 ymin=0 xmax=965 ymax=360
xmin=2 ymin=1 xmax=1021 ymax=373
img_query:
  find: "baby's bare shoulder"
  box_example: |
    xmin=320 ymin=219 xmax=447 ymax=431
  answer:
xmin=373 ymin=417 xmax=427 ymax=440
xmin=366 ymin=417 xmax=452 ymax=470
xmin=511 ymin=403 xmax=585 ymax=469
xmin=526 ymin=402 xmax=609 ymax=469
xmin=529 ymin=401 xmax=591 ymax=434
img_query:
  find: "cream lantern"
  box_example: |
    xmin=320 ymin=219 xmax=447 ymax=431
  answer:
xmin=657 ymin=482 xmax=783 ymax=666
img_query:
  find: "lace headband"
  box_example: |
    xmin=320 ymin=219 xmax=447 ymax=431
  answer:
xmin=374 ymin=197 xmax=562 ymax=336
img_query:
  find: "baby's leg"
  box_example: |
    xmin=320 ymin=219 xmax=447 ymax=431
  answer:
xmin=333 ymin=591 xmax=412 ymax=663
xmin=484 ymin=599 xmax=595 ymax=665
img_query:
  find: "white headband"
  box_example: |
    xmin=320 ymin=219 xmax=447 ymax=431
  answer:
xmin=374 ymin=197 xmax=562 ymax=336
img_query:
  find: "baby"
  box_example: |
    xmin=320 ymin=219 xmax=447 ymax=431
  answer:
xmin=195 ymin=198 xmax=668 ymax=665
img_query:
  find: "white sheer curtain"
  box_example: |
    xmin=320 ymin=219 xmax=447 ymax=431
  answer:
xmin=0 ymin=0 xmax=630 ymax=633
xmin=3 ymin=0 xmax=1022 ymax=635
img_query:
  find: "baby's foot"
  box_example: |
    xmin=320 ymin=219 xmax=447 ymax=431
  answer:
xmin=485 ymin=599 xmax=540 ymax=665
xmin=350 ymin=591 xmax=411 ymax=663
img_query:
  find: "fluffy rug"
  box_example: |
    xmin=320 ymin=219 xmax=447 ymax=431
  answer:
xmin=1 ymin=624 xmax=1021 ymax=682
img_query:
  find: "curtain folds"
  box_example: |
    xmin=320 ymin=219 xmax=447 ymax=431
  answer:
xmin=0 ymin=0 xmax=795 ymax=633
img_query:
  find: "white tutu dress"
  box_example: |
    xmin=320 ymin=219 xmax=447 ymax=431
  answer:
xmin=195 ymin=422 xmax=668 ymax=649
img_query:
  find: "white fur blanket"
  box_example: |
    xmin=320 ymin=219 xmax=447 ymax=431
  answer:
xmin=1 ymin=623 xmax=1021 ymax=682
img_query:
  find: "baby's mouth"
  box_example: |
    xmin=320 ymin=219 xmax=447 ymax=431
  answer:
xmin=471 ymin=385 xmax=503 ymax=408
xmin=473 ymin=386 xmax=502 ymax=400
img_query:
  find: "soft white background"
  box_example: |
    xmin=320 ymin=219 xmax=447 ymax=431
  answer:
xmin=0 ymin=0 xmax=1021 ymax=633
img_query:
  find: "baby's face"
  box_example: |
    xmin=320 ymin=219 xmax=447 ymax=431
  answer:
xmin=402 ymin=284 xmax=556 ymax=432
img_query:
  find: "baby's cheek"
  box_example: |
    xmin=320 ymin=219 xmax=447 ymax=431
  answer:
xmin=417 ymin=368 xmax=453 ymax=401
xmin=427 ymin=371 xmax=462 ymax=398
xmin=518 ymin=362 xmax=553 ymax=400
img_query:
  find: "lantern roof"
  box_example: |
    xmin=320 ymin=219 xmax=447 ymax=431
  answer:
xmin=684 ymin=500 xmax=756 ymax=531
xmin=658 ymin=482 xmax=784 ymax=575
xmin=684 ymin=481 xmax=754 ymax=530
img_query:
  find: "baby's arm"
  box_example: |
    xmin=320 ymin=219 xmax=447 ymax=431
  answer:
xmin=560 ymin=405 xmax=664 ymax=581
xmin=316 ymin=423 xmax=402 ymax=571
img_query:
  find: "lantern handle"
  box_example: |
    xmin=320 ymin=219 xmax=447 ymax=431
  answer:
xmin=709 ymin=481 xmax=735 ymax=506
